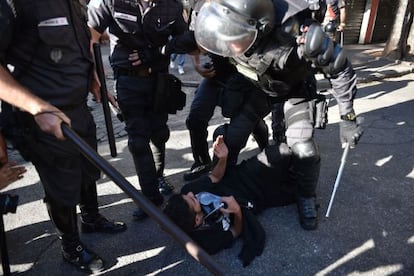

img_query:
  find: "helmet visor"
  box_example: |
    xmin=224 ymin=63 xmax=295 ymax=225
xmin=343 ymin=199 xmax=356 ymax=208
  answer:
xmin=194 ymin=2 xmax=258 ymax=57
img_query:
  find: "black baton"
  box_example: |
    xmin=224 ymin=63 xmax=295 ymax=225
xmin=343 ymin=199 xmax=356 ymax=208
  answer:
xmin=61 ymin=124 xmax=225 ymax=275
xmin=93 ymin=43 xmax=117 ymax=157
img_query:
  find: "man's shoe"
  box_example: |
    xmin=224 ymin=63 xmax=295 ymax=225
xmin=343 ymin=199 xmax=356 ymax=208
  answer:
xmin=81 ymin=214 xmax=127 ymax=234
xmin=132 ymin=208 xmax=148 ymax=221
xmin=158 ymin=176 xmax=174 ymax=195
xmin=62 ymin=242 xmax=105 ymax=273
xmin=169 ymin=61 xmax=175 ymax=69
xmin=297 ymin=197 xmax=318 ymax=230
xmin=178 ymin=66 xmax=185 ymax=75
xmin=133 ymin=195 xmax=164 ymax=221
xmin=183 ymin=163 xmax=211 ymax=181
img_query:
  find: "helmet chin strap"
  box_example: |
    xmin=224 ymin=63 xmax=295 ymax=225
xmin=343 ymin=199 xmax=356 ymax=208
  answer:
xmin=244 ymin=24 xmax=272 ymax=57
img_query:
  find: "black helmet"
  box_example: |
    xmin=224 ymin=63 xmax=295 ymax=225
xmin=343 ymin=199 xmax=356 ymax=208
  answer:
xmin=194 ymin=0 xmax=275 ymax=57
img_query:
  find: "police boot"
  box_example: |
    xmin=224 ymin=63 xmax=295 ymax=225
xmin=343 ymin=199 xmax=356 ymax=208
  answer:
xmin=183 ymin=129 xmax=212 ymax=181
xmin=79 ymin=181 xmax=127 ymax=234
xmin=46 ymin=200 xmax=105 ymax=273
xmin=290 ymin=140 xmax=321 ymax=231
xmin=157 ymin=176 xmax=174 ymax=196
xmin=151 ymin=138 xmax=175 ymax=195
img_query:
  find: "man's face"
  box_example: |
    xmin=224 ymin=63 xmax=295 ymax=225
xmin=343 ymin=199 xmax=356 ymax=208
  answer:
xmin=182 ymin=192 xmax=204 ymax=227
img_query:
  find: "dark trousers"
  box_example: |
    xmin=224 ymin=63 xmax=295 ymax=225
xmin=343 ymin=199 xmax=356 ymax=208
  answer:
xmin=115 ymin=75 xmax=168 ymax=202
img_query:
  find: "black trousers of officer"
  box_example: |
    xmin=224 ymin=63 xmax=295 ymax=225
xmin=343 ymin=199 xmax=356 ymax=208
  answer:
xmin=115 ymin=74 xmax=168 ymax=205
xmin=188 ymin=76 xmax=270 ymax=168
xmin=17 ymin=104 xmax=101 ymax=246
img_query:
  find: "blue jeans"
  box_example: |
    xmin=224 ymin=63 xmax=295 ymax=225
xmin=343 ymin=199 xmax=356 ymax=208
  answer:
xmin=170 ymin=53 xmax=185 ymax=67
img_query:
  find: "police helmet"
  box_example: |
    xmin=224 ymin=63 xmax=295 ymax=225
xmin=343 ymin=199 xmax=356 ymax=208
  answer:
xmin=194 ymin=0 xmax=275 ymax=57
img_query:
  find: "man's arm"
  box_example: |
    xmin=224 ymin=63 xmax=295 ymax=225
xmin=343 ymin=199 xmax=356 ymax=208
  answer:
xmin=0 ymin=66 xmax=70 ymax=140
xmin=338 ymin=2 xmax=346 ymax=31
xmin=209 ymin=135 xmax=228 ymax=183
xmin=0 ymin=132 xmax=26 ymax=190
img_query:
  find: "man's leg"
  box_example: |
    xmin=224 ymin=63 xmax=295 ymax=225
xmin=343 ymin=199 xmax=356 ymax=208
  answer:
xmin=284 ymin=98 xmax=320 ymax=230
xmin=184 ymin=78 xmax=221 ymax=180
xmin=46 ymin=196 xmax=105 ymax=273
xmin=150 ymin=116 xmax=174 ymax=196
xmin=116 ymin=75 xmax=165 ymax=220
xmin=75 ymin=109 xmax=126 ymax=233
xmin=224 ymin=91 xmax=271 ymax=166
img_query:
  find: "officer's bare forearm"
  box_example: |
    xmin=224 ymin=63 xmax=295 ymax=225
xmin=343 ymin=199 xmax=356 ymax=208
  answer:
xmin=0 ymin=66 xmax=54 ymax=115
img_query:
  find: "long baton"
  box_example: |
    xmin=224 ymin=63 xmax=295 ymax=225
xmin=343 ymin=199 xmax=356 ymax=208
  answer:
xmin=93 ymin=43 xmax=117 ymax=157
xmin=61 ymin=124 xmax=224 ymax=275
xmin=325 ymin=142 xmax=350 ymax=217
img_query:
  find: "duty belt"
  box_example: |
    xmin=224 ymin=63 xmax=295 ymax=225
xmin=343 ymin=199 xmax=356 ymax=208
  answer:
xmin=115 ymin=66 xmax=151 ymax=78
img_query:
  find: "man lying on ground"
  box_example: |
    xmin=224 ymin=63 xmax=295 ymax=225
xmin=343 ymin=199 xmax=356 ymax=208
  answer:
xmin=163 ymin=133 xmax=300 ymax=266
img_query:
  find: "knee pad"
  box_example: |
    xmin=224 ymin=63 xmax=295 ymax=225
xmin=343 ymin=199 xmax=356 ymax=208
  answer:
xmin=151 ymin=128 xmax=170 ymax=146
xmin=291 ymin=139 xmax=320 ymax=160
xmin=213 ymin=123 xmax=229 ymax=141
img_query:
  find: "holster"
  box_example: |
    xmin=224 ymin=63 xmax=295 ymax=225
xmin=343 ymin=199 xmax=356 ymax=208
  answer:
xmin=311 ymin=94 xmax=328 ymax=129
xmin=154 ymin=73 xmax=186 ymax=114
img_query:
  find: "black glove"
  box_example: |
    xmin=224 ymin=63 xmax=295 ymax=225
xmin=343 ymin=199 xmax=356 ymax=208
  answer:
xmin=339 ymin=119 xmax=363 ymax=148
xmin=138 ymin=47 xmax=162 ymax=65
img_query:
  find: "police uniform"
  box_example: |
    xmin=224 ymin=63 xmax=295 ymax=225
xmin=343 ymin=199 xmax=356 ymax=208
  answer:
xmin=88 ymin=0 xmax=188 ymax=213
xmin=194 ymin=0 xmax=363 ymax=230
xmin=184 ymin=5 xmax=270 ymax=180
xmin=0 ymin=0 xmax=125 ymax=272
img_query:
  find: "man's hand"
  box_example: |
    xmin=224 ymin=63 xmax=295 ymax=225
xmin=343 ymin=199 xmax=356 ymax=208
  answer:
xmin=90 ymin=70 xmax=102 ymax=103
xmin=194 ymin=62 xmax=215 ymax=78
xmin=220 ymin=196 xmax=242 ymax=238
xmin=129 ymin=48 xmax=162 ymax=66
xmin=34 ymin=107 xmax=71 ymax=140
xmin=213 ymin=135 xmax=228 ymax=160
xmin=90 ymin=69 xmax=118 ymax=108
xmin=340 ymin=119 xmax=363 ymax=148
xmin=0 ymin=161 xmax=27 ymax=190
xmin=129 ymin=50 xmax=142 ymax=67
xmin=220 ymin=196 xmax=241 ymax=215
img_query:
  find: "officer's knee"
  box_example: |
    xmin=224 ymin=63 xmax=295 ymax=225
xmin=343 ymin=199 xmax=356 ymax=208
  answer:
xmin=291 ymin=139 xmax=320 ymax=160
xmin=128 ymin=137 xmax=149 ymax=155
xmin=151 ymin=128 xmax=170 ymax=146
xmin=213 ymin=123 xmax=228 ymax=141
xmin=186 ymin=117 xmax=207 ymax=132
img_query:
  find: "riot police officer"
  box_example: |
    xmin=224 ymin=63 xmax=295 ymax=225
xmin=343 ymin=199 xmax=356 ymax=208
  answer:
xmin=184 ymin=1 xmax=270 ymax=180
xmin=88 ymin=0 xmax=192 ymax=220
xmin=194 ymin=0 xmax=363 ymax=230
xmin=0 ymin=0 xmax=127 ymax=273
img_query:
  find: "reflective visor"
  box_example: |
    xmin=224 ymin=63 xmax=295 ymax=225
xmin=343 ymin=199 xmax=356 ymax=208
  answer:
xmin=194 ymin=1 xmax=258 ymax=57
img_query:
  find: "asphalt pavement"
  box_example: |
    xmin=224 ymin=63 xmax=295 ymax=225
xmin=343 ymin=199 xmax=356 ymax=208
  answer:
xmin=2 ymin=43 xmax=414 ymax=275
